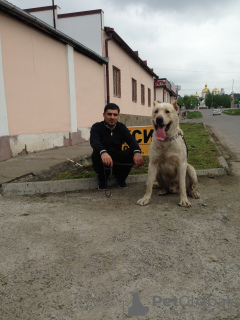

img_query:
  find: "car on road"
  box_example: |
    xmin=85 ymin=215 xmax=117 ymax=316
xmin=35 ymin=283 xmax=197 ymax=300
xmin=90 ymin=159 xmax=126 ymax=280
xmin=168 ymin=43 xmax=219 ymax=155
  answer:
xmin=213 ymin=109 xmax=221 ymax=115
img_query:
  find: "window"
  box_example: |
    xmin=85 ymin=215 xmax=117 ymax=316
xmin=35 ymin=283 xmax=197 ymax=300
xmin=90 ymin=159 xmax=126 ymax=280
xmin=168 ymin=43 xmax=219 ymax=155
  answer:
xmin=132 ymin=78 xmax=137 ymax=103
xmin=113 ymin=66 xmax=121 ymax=97
xmin=141 ymin=84 xmax=145 ymax=105
xmin=148 ymin=88 xmax=151 ymax=107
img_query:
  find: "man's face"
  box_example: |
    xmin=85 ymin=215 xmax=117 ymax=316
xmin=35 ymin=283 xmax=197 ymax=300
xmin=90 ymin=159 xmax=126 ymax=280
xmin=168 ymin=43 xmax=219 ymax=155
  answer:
xmin=103 ymin=109 xmax=120 ymax=128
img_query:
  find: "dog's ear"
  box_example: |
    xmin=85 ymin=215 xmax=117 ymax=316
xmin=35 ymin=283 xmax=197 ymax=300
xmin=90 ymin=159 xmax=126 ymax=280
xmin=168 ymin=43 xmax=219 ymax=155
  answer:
xmin=172 ymin=100 xmax=178 ymax=111
xmin=153 ymin=101 xmax=158 ymax=107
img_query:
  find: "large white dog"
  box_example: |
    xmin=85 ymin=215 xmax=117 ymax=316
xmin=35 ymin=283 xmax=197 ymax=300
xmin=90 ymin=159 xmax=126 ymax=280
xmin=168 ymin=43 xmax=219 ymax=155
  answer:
xmin=137 ymin=101 xmax=200 ymax=207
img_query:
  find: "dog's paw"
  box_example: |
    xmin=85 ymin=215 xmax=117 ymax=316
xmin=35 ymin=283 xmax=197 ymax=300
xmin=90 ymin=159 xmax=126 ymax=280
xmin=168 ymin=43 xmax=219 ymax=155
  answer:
xmin=179 ymin=198 xmax=192 ymax=207
xmin=189 ymin=190 xmax=200 ymax=199
xmin=137 ymin=197 xmax=150 ymax=206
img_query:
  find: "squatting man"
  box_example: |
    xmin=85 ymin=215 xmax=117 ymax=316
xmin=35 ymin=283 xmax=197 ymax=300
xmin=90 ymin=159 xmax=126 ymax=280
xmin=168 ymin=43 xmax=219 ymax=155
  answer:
xmin=90 ymin=103 xmax=144 ymax=190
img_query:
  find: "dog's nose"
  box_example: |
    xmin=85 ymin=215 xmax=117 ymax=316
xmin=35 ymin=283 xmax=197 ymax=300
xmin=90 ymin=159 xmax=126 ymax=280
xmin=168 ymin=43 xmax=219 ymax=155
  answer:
xmin=156 ymin=116 xmax=164 ymax=126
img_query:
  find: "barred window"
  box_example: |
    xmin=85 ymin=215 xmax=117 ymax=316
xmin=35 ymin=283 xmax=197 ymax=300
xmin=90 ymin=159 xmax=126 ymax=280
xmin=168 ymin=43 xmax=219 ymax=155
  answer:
xmin=141 ymin=84 xmax=145 ymax=105
xmin=113 ymin=66 xmax=121 ymax=97
xmin=148 ymin=88 xmax=151 ymax=107
xmin=132 ymin=78 xmax=137 ymax=103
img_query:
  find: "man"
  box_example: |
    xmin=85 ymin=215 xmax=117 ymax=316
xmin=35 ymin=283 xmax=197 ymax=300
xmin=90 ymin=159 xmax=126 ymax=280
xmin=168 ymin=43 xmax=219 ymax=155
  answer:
xmin=90 ymin=103 xmax=144 ymax=190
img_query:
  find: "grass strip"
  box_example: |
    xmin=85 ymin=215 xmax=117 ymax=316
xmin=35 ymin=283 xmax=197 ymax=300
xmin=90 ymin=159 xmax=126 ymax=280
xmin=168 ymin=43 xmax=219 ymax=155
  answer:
xmin=186 ymin=111 xmax=203 ymax=119
xmin=180 ymin=123 xmax=221 ymax=170
xmin=222 ymin=109 xmax=240 ymax=115
xmin=53 ymin=122 xmax=221 ymax=181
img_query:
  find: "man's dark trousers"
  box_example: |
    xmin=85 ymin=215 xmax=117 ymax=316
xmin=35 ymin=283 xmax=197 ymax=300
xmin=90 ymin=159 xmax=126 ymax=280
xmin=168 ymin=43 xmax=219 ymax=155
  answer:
xmin=91 ymin=148 xmax=135 ymax=183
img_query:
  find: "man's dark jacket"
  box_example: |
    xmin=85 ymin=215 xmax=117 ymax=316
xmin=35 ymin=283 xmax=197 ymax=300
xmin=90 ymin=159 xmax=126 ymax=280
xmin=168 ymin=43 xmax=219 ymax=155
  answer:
xmin=90 ymin=121 xmax=141 ymax=155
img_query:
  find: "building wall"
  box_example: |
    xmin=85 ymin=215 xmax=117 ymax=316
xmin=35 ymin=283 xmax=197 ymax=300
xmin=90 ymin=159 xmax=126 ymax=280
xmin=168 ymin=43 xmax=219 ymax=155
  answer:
xmin=58 ymin=13 xmax=103 ymax=56
xmin=1 ymin=14 xmax=70 ymax=136
xmin=0 ymin=12 xmax=105 ymax=160
xmin=74 ymin=50 xmax=105 ymax=139
xmin=156 ymin=87 xmax=173 ymax=103
xmin=165 ymin=91 xmax=170 ymax=103
xmin=103 ymin=33 xmax=154 ymax=117
xmin=155 ymin=87 xmax=164 ymax=102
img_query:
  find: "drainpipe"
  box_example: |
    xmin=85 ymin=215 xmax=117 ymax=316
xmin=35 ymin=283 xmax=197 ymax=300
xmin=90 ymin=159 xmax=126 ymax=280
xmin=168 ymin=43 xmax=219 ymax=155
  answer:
xmin=154 ymin=78 xmax=158 ymax=101
xmin=52 ymin=0 xmax=56 ymax=29
xmin=105 ymin=34 xmax=112 ymax=104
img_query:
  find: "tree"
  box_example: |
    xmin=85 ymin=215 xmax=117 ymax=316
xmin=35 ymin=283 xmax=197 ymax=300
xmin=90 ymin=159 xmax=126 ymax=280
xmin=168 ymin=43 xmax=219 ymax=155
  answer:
xmin=181 ymin=95 xmax=199 ymax=109
xmin=205 ymin=93 xmax=213 ymax=108
xmin=177 ymin=98 xmax=184 ymax=107
xmin=205 ymin=92 xmax=231 ymax=108
xmin=221 ymin=94 xmax=231 ymax=108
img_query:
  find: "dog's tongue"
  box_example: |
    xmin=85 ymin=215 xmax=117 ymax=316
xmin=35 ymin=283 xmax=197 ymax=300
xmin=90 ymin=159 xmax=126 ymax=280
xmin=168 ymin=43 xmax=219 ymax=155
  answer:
xmin=156 ymin=126 xmax=166 ymax=141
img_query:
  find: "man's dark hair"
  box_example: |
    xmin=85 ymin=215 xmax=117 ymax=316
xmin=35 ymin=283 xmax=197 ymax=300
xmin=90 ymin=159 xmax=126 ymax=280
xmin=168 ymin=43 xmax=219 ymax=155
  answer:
xmin=104 ymin=103 xmax=120 ymax=113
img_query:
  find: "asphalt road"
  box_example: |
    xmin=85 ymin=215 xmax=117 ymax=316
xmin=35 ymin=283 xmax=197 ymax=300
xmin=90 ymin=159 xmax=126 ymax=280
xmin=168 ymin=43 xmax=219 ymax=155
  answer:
xmin=184 ymin=109 xmax=240 ymax=175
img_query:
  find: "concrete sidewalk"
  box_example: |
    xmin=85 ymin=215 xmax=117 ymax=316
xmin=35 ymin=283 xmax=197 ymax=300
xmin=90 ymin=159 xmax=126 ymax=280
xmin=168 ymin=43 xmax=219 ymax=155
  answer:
xmin=0 ymin=141 xmax=92 ymax=185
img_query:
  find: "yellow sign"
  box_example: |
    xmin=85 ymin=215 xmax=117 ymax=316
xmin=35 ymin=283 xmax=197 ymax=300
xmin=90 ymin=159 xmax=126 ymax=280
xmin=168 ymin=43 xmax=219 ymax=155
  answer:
xmin=122 ymin=126 xmax=153 ymax=156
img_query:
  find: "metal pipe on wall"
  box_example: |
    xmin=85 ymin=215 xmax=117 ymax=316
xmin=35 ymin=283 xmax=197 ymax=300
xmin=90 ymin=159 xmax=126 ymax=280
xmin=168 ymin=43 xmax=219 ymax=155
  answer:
xmin=52 ymin=0 xmax=56 ymax=29
xmin=105 ymin=34 xmax=112 ymax=105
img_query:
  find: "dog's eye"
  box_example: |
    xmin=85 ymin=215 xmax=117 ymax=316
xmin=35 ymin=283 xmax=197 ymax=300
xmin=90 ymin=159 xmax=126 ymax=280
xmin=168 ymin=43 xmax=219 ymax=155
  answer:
xmin=165 ymin=110 xmax=170 ymax=114
xmin=154 ymin=109 xmax=159 ymax=113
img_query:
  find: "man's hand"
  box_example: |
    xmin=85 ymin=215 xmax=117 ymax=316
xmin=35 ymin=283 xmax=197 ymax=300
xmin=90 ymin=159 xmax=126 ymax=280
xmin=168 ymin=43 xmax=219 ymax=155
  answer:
xmin=133 ymin=152 xmax=144 ymax=169
xmin=101 ymin=152 xmax=113 ymax=167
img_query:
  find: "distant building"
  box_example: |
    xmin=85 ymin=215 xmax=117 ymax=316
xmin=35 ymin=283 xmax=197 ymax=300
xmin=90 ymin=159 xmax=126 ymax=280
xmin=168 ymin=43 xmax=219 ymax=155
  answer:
xmin=212 ymin=88 xmax=220 ymax=95
xmin=194 ymin=92 xmax=199 ymax=100
xmin=201 ymin=84 xmax=210 ymax=100
xmin=155 ymin=78 xmax=179 ymax=103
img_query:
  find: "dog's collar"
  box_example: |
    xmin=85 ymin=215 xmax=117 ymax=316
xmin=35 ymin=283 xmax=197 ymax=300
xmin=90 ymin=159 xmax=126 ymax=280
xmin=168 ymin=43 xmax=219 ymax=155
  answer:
xmin=164 ymin=132 xmax=183 ymax=142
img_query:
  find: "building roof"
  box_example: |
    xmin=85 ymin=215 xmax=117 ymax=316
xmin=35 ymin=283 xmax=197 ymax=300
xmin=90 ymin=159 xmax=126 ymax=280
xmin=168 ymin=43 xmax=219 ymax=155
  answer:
xmin=212 ymin=88 xmax=219 ymax=92
xmin=105 ymin=27 xmax=158 ymax=78
xmin=0 ymin=0 xmax=108 ymax=65
xmin=24 ymin=5 xmax=60 ymax=13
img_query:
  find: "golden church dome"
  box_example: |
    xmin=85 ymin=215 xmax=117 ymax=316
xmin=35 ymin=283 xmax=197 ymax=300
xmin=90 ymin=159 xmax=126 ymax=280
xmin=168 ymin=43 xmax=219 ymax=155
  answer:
xmin=212 ymin=88 xmax=219 ymax=92
xmin=202 ymin=84 xmax=210 ymax=93
xmin=194 ymin=92 xmax=199 ymax=97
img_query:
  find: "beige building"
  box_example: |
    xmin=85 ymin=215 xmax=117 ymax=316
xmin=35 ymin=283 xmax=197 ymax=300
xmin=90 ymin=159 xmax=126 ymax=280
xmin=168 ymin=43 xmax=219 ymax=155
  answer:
xmin=0 ymin=1 xmax=107 ymax=161
xmin=0 ymin=1 xmax=179 ymax=161
xmin=103 ymin=27 xmax=158 ymax=117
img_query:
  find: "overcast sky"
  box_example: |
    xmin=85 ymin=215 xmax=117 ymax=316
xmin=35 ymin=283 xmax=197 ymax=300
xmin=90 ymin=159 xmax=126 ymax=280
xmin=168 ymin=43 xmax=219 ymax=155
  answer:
xmin=8 ymin=0 xmax=240 ymax=96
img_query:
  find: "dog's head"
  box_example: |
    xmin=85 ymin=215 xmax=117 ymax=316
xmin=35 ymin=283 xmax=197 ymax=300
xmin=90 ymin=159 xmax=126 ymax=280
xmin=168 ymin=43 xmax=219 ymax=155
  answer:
xmin=152 ymin=101 xmax=179 ymax=141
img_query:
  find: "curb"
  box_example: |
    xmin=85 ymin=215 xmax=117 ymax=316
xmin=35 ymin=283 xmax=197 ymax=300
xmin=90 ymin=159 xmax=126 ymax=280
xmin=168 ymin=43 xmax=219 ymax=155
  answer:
xmin=1 ymin=168 xmax=227 ymax=197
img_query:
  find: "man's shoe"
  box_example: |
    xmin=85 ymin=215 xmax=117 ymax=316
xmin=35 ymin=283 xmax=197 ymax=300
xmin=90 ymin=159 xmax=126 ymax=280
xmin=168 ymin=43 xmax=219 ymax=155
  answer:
xmin=118 ymin=181 xmax=127 ymax=188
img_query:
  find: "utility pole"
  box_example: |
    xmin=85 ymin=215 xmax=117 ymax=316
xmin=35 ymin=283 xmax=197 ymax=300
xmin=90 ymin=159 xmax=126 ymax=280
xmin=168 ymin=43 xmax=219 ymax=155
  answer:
xmin=231 ymin=79 xmax=234 ymax=108
xmin=52 ymin=0 xmax=56 ymax=29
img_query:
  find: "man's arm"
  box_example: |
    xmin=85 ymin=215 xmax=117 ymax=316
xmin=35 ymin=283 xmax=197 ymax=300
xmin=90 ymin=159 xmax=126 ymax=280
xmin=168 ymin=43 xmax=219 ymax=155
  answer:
xmin=90 ymin=123 xmax=113 ymax=167
xmin=90 ymin=123 xmax=106 ymax=154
